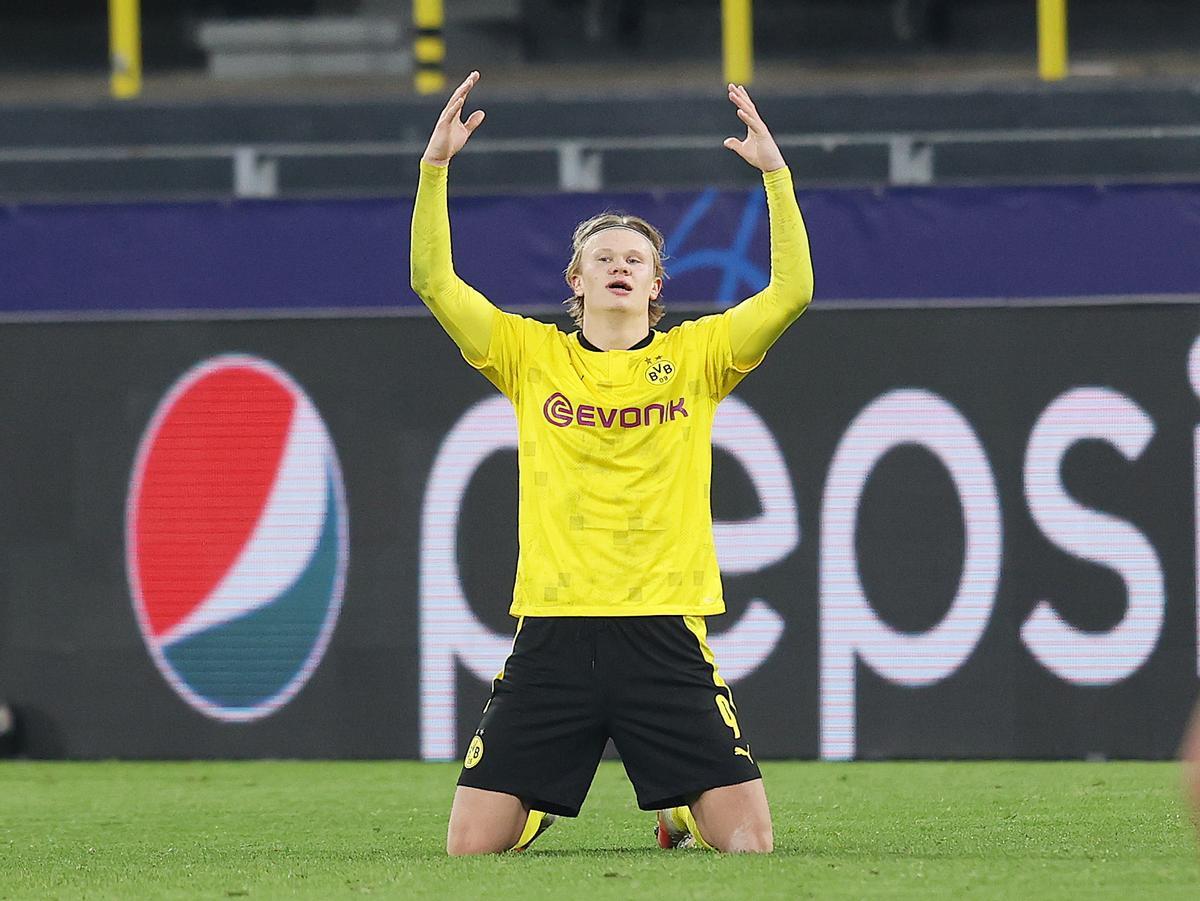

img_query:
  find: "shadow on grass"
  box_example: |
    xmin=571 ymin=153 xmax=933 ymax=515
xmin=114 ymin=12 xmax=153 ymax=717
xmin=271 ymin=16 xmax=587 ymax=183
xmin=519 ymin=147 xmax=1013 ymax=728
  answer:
xmin=521 ymin=846 xmax=803 ymax=858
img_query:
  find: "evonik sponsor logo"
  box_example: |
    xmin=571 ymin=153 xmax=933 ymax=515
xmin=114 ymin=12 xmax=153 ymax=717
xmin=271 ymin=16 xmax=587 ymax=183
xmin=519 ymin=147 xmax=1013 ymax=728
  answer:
xmin=542 ymin=391 xmax=688 ymax=429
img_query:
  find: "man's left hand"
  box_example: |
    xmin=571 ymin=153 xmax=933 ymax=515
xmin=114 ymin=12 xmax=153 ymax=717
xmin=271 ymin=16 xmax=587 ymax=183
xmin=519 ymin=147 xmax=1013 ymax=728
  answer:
xmin=723 ymin=84 xmax=787 ymax=174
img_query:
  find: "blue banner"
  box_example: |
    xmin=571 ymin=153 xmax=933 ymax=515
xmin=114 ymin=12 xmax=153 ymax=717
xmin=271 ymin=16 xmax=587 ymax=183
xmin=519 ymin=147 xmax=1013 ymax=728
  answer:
xmin=2 ymin=182 xmax=1198 ymax=316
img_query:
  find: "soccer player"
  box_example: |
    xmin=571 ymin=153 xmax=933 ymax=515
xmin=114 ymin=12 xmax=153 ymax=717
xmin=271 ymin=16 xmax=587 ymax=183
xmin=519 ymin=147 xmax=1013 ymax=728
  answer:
xmin=411 ymin=71 xmax=813 ymax=855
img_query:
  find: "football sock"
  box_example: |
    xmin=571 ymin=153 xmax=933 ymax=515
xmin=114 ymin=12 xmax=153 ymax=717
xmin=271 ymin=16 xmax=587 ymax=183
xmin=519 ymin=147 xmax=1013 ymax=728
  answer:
xmin=511 ymin=809 xmax=547 ymax=851
xmin=675 ymin=805 xmax=714 ymax=851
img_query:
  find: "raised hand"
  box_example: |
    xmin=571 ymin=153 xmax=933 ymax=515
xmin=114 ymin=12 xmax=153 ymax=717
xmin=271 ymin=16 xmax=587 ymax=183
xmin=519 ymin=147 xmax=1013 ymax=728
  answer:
xmin=723 ymin=84 xmax=786 ymax=174
xmin=422 ymin=71 xmax=486 ymax=167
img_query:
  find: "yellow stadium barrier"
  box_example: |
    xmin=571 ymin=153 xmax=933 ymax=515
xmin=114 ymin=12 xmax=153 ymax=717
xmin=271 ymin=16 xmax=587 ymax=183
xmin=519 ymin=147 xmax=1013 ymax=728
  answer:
xmin=109 ymin=0 xmax=142 ymax=99
xmin=413 ymin=0 xmax=446 ymax=94
xmin=722 ymin=0 xmax=753 ymax=86
xmin=1038 ymin=0 xmax=1068 ymax=80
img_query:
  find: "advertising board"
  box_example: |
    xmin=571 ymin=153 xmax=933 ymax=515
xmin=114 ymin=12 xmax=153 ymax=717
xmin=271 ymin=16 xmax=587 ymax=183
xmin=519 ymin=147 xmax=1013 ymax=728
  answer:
xmin=0 ymin=305 xmax=1196 ymax=759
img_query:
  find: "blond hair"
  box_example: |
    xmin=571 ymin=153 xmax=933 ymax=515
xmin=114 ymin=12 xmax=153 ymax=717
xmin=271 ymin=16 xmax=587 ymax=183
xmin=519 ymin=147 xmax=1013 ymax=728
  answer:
xmin=563 ymin=213 xmax=667 ymax=327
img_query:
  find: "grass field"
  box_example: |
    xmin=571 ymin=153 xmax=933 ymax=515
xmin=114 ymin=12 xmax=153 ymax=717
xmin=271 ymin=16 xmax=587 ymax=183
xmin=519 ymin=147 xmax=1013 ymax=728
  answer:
xmin=2 ymin=760 xmax=1197 ymax=899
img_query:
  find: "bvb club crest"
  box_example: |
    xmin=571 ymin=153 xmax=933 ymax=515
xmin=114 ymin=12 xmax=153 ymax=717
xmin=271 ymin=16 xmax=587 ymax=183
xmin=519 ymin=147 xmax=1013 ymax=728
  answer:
xmin=464 ymin=734 xmax=485 ymax=769
xmin=645 ymin=356 xmax=676 ymax=386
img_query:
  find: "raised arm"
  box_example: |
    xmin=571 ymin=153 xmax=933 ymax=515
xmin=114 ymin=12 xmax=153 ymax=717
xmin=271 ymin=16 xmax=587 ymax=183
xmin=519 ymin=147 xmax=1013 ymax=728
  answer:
xmin=410 ymin=71 xmax=495 ymax=364
xmin=722 ymin=85 xmax=814 ymax=371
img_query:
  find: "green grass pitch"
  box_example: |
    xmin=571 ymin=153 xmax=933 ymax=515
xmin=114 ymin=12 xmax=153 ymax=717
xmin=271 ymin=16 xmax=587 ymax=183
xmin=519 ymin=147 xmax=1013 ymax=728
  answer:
xmin=2 ymin=760 xmax=1197 ymax=899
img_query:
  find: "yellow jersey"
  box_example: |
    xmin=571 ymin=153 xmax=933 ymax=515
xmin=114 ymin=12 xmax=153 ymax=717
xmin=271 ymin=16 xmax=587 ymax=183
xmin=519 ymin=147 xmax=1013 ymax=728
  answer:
xmin=410 ymin=160 xmax=813 ymax=616
xmin=475 ymin=309 xmax=754 ymax=615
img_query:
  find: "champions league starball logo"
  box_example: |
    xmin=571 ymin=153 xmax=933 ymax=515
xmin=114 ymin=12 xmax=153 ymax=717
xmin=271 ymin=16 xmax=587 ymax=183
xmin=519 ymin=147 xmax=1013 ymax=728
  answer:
xmin=126 ymin=355 xmax=348 ymax=722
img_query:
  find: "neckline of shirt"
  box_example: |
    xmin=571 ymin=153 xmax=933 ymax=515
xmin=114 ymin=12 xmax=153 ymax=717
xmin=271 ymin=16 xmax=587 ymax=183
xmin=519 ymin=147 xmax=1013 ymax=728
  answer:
xmin=576 ymin=330 xmax=656 ymax=353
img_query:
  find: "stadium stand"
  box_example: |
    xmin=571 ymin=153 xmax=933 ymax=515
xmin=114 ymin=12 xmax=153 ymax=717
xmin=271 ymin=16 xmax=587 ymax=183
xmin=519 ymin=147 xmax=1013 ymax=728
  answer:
xmin=0 ymin=1 xmax=1198 ymax=199
xmin=0 ymin=81 xmax=1198 ymax=200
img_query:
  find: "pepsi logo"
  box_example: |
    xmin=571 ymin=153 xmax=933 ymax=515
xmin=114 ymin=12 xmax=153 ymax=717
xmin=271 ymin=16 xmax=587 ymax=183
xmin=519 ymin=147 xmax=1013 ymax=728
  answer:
xmin=126 ymin=355 xmax=348 ymax=722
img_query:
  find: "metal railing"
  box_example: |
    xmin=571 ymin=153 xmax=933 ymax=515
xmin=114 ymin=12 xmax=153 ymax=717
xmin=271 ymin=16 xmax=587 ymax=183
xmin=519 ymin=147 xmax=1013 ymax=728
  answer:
xmin=0 ymin=124 xmax=1197 ymax=197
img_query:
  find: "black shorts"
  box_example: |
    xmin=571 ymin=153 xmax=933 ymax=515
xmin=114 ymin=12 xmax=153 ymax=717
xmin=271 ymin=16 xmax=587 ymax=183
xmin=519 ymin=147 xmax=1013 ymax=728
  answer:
xmin=456 ymin=615 xmax=762 ymax=818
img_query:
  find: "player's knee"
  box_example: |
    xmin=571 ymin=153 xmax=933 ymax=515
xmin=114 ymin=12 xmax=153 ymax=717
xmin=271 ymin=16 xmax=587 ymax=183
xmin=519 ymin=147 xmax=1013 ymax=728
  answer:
xmin=445 ymin=829 xmax=480 ymax=856
xmin=719 ymin=823 xmax=774 ymax=854
xmin=445 ymin=823 xmax=515 ymax=856
xmin=1185 ymin=770 xmax=1200 ymax=821
xmin=445 ymin=835 xmax=500 ymax=856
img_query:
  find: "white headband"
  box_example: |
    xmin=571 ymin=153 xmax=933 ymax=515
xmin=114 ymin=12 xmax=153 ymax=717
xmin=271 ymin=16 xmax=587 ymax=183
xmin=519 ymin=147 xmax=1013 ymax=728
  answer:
xmin=583 ymin=225 xmax=657 ymax=248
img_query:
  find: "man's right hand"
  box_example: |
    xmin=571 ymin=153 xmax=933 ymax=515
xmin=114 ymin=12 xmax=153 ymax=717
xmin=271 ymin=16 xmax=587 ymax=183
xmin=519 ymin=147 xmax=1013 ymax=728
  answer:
xmin=422 ymin=71 xmax=486 ymax=167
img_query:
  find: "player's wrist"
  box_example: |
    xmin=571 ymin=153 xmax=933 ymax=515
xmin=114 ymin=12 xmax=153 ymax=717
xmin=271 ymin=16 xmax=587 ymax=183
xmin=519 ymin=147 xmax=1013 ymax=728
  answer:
xmin=758 ymin=152 xmax=787 ymax=173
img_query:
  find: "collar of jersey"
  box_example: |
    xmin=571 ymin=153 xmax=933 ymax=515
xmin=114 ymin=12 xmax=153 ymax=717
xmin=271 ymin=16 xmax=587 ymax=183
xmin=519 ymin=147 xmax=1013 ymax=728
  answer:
xmin=576 ymin=330 xmax=656 ymax=353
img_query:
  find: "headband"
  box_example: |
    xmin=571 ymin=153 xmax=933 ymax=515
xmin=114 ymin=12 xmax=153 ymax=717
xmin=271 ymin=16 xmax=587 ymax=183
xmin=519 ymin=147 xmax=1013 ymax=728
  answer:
xmin=580 ymin=225 xmax=659 ymax=249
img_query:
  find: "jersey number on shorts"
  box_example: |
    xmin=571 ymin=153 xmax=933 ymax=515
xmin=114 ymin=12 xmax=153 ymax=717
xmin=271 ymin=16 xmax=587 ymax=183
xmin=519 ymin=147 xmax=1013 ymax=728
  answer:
xmin=714 ymin=693 xmax=741 ymax=740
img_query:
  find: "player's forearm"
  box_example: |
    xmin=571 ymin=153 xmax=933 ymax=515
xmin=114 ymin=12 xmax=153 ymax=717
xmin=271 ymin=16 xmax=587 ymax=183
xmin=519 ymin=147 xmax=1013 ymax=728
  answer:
xmin=762 ymin=167 xmax=814 ymax=307
xmin=410 ymin=160 xmax=495 ymax=363
xmin=728 ymin=167 xmax=814 ymax=369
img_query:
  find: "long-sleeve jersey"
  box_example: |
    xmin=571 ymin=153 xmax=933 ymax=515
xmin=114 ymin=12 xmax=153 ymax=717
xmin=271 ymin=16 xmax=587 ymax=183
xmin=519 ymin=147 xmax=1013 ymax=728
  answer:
xmin=411 ymin=160 xmax=813 ymax=616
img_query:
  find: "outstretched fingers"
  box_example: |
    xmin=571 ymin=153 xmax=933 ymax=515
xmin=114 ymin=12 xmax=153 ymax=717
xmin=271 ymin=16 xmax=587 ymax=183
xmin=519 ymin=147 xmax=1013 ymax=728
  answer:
xmin=437 ymin=97 xmax=462 ymax=126
xmin=727 ymin=83 xmax=767 ymax=134
xmin=453 ymin=70 xmax=480 ymax=103
xmin=439 ymin=71 xmax=480 ymax=123
xmin=423 ymin=71 xmax=485 ymax=165
xmin=731 ymin=82 xmax=759 ymax=112
xmin=723 ymin=84 xmax=785 ymax=171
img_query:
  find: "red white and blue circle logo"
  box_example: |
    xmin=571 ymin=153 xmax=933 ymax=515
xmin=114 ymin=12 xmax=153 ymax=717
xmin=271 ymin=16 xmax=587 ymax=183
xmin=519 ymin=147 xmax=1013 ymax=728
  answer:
xmin=126 ymin=355 xmax=348 ymax=722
